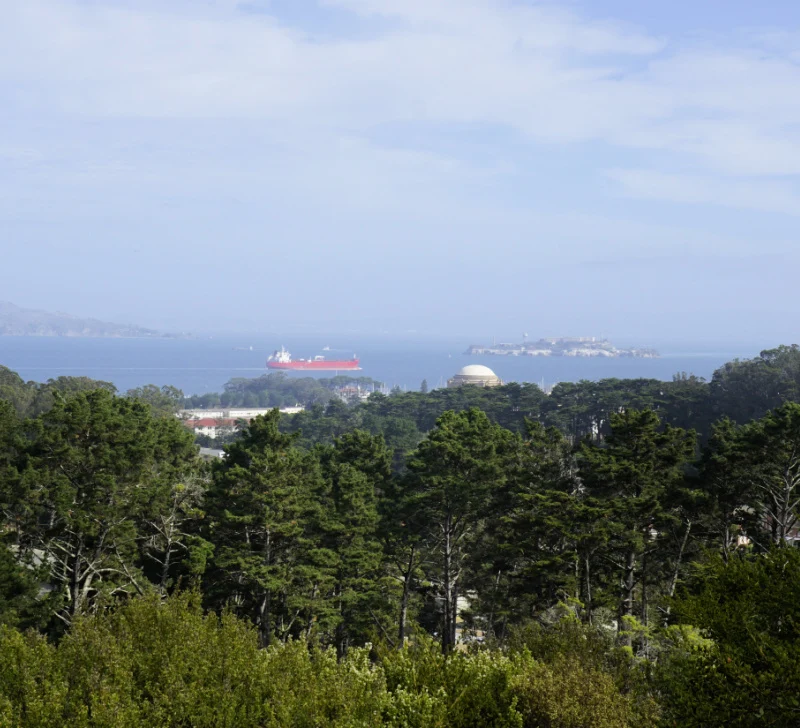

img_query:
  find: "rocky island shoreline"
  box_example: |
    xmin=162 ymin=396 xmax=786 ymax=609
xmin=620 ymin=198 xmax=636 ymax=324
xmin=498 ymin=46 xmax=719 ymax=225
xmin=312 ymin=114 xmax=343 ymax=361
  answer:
xmin=465 ymin=336 xmax=659 ymax=358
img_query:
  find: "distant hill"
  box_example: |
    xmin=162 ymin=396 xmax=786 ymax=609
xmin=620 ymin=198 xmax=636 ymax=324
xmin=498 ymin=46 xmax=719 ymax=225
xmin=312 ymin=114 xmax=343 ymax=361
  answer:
xmin=0 ymin=302 xmax=183 ymax=338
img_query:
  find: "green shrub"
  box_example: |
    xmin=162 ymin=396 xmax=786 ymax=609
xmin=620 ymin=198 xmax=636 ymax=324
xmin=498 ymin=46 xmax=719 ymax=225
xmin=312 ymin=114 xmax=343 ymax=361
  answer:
xmin=507 ymin=618 xmax=658 ymax=726
xmin=259 ymin=641 xmax=387 ymax=728
xmin=658 ymin=549 xmax=800 ymax=727
xmin=0 ymin=595 xmax=390 ymax=728
xmin=0 ymin=627 xmax=69 ymax=728
xmin=381 ymin=637 xmax=522 ymax=728
xmin=510 ymin=651 xmax=646 ymax=728
xmin=0 ymin=595 xmax=657 ymax=727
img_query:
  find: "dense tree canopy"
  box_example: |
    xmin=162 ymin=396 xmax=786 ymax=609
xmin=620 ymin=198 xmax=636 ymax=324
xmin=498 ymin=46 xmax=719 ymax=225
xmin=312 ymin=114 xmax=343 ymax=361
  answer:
xmin=184 ymin=373 xmax=383 ymax=410
xmin=1 ymin=347 xmax=800 ymax=723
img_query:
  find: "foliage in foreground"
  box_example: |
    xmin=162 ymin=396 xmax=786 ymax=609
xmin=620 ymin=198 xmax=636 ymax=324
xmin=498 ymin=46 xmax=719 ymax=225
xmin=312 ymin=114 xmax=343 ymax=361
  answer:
xmin=0 ymin=594 xmax=650 ymax=728
xmin=658 ymin=548 xmax=800 ymax=727
xmin=4 ymin=349 xmax=800 ymax=725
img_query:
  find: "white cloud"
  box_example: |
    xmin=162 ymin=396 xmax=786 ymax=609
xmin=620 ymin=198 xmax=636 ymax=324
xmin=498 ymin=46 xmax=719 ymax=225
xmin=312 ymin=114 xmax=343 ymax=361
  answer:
xmin=1 ymin=0 xmax=800 ymax=220
xmin=606 ymin=168 xmax=800 ymax=216
xmin=321 ymin=0 xmax=664 ymax=55
xmin=0 ymin=3 xmax=796 ymax=144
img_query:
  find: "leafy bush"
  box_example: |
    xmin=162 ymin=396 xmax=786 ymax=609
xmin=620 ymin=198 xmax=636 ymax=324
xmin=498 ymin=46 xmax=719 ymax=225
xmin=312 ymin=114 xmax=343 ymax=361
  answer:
xmin=0 ymin=595 xmax=659 ymax=727
xmin=507 ymin=617 xmax=658 ymax=726
xmin=510 ymin=651 xmax=645 ymax=728
xmin=0 ymin=595 xmax=388 ymax=728
xmin=657 ymin=549 xmax=800 ymax=727
xmin=381 ymin=637 xmax=521 ymax=728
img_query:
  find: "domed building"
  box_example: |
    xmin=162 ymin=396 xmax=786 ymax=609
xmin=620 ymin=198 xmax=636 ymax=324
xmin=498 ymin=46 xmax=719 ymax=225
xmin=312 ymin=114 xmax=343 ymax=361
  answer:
xmin=447 ymin=364 xmax=502 ymax=389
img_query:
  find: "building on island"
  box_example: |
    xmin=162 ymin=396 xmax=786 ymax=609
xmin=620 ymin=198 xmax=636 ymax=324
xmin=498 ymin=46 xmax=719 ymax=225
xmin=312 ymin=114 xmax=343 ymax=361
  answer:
xmin=447 ymin=364 xmax=502 ymax=389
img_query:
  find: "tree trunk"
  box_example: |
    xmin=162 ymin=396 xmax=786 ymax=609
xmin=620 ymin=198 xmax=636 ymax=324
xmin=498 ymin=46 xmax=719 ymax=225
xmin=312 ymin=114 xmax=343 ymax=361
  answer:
xmin=159 ymin=532 xmax=173 ymax=596
xmin=619 ymin=547 xmax=635 ymax=647
xmin=451 ymin=583 xmax=459 ymax=648
xmin=397 ymin=547 xmax=415 ymax=647
xmin=442 ymin=515 xmax=454 ymax=654
xmin=722 ymin=518 xmax=731 ymax=563
xmin=663 ymin=520 xmax=693 ymax=624
xmin=258 ymin=590 xmax=272 ymax=648
xmin=305 ymin=583 xmax=318 ymax=642
xmin=641 ymin=549 xmax=648 ymax=626
xmin=335 ymin=583 xmax=347 ymax=660
xmin=69 ymin=537 xmax=84 ymax=620
xmin=398 ymin=586 xmax=409 ymax=647
xmin=258 ymin=527 xmax=272 ymax=647
xmin=487 ymin=569 xmax=501 ymax=638
xmin=640 ymin=548 xmax=649 ymax=658
xmin=584 ymin=553 xmax=593 ymax=625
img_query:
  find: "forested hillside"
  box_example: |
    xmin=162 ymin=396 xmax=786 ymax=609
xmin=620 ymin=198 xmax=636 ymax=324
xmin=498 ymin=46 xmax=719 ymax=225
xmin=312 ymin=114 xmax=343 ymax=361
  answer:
xmin=185 ymin=373 xmax=383 ymax=410
xmin=1 ymin=347 xmax=800 ymax=726
xmin=281 ymin=346 xmax=800 ymax=461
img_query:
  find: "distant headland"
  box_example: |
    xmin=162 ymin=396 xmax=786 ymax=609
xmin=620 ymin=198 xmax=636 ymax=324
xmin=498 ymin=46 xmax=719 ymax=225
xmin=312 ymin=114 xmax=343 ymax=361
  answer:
xmin=465 ymin=336 xmax=659 ymax=358
xmin=0 ymin=301 xmax=191 ymax=339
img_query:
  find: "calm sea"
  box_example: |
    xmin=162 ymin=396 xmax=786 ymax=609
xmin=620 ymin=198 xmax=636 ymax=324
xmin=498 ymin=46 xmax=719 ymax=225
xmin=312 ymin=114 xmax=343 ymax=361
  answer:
xmin=0 ymin=335 xmax=763 ymax=396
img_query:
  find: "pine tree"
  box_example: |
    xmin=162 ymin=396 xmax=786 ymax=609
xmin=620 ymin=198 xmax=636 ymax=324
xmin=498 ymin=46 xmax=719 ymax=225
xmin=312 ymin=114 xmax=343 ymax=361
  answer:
xmin=206 ymin=411 xmax=327 ymax=646
xmin=696 ymin=418 xmax=756 ymax=560
xmin=409 ymin=408 xmax=513 ymax=652
xmin=23 ymin=390 xmax=197 ymax=627
xmin=581 ymin=409 xmax=695 ymax=646
xmin=738 ymin=402 xmax=800 ymax=546
xmin=477 ymin=422 xmax=584 ymax=634
xmin=317 ymin=431 xmax=390 ymax=655
xmin=0 ymin=401 xmax=25 ymax=545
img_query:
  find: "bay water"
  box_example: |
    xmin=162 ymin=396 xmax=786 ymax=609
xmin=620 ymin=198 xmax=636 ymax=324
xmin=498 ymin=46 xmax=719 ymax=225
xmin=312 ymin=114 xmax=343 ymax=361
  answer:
xmin=0 ymin=335 xmax=764 ymax=396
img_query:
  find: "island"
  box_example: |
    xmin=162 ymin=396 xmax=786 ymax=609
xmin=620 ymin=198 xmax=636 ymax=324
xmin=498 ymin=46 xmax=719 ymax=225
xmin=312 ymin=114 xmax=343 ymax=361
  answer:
xmin=0 ymin=301 xmax=191 ymax=338
xmin=465 ymin=336 xmax=659 ymax=358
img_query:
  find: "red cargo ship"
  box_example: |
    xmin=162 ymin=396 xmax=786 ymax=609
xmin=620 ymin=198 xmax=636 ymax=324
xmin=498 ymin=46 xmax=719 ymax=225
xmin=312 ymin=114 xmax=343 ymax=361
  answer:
xmin=267 ymin=346 xmax=361 ymax=371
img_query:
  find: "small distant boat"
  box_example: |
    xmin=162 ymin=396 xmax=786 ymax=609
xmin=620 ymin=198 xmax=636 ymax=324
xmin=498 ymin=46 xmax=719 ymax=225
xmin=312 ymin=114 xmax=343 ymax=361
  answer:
xmin=267 ymin=346 xmax=361 ymax=371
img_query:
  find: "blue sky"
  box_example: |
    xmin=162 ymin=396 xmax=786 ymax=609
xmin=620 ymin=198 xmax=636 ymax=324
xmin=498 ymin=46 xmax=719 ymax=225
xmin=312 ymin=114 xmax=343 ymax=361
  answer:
xmin=2 ymin=0 xmax=799 ymax=343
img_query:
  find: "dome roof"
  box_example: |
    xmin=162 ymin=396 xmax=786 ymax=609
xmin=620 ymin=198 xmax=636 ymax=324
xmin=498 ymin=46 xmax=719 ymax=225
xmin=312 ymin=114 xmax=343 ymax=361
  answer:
xmin=456 ymin=364 xmax=498 ymax=378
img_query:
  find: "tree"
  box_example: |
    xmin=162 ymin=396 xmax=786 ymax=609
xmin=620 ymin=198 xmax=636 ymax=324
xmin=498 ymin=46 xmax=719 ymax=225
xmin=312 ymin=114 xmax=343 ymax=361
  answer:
xmin=206 ymin=411 xmax=326 ymax=647
xmin=0 ymin=544 xmax=41 ymax=628
xmin=660 ymin=549 xmax=800 ymax=727
xmin=28 ymin=376 xmax=117 ymax=417
xmin=0 ymin=366 xmax=34 ymax=416
xmin=478 ymin=422 xmax=585 ymax=634
xmin=696 ymin=418 xmax=756 ymax=560
xmin=710 ymin=345 xmax=800 ymax=425
xmin=0 ymin=401 xmax=25 ymax=543
xmin=23 ymin=390 xmax=196 ymax=627
xmin=737 ymin=402 xmax=800 ymax=547
xmin=316 ymin=431 xmax=391 ymax=655
xmin=126 ymin=384 xmax=185 ymax=417
xmin=408 ymin=408 xmax=513 ymax=652
xmin=379 ymin=471 xmax=429 ymax=645
xmin=139 ymin=472 xmax=210 ymax=595
xmin=581 ymin=409 xmax=695 ymax=645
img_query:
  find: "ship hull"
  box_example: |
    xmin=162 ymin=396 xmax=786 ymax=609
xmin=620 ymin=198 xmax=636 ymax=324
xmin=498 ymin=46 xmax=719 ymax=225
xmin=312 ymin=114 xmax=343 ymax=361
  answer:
xmin=268 ymin=361 xmax=361 ymax=371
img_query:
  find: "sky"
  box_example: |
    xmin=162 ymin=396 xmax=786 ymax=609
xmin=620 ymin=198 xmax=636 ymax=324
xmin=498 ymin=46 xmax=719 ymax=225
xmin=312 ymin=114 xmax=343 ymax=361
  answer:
xmin=2 ymin=0 xmax=800 ymax=343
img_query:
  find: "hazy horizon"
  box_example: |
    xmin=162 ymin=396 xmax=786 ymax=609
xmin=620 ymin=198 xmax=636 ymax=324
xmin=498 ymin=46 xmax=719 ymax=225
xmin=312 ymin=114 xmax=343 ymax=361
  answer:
xmin=3 ymin=1 xmax=800 ymax=343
